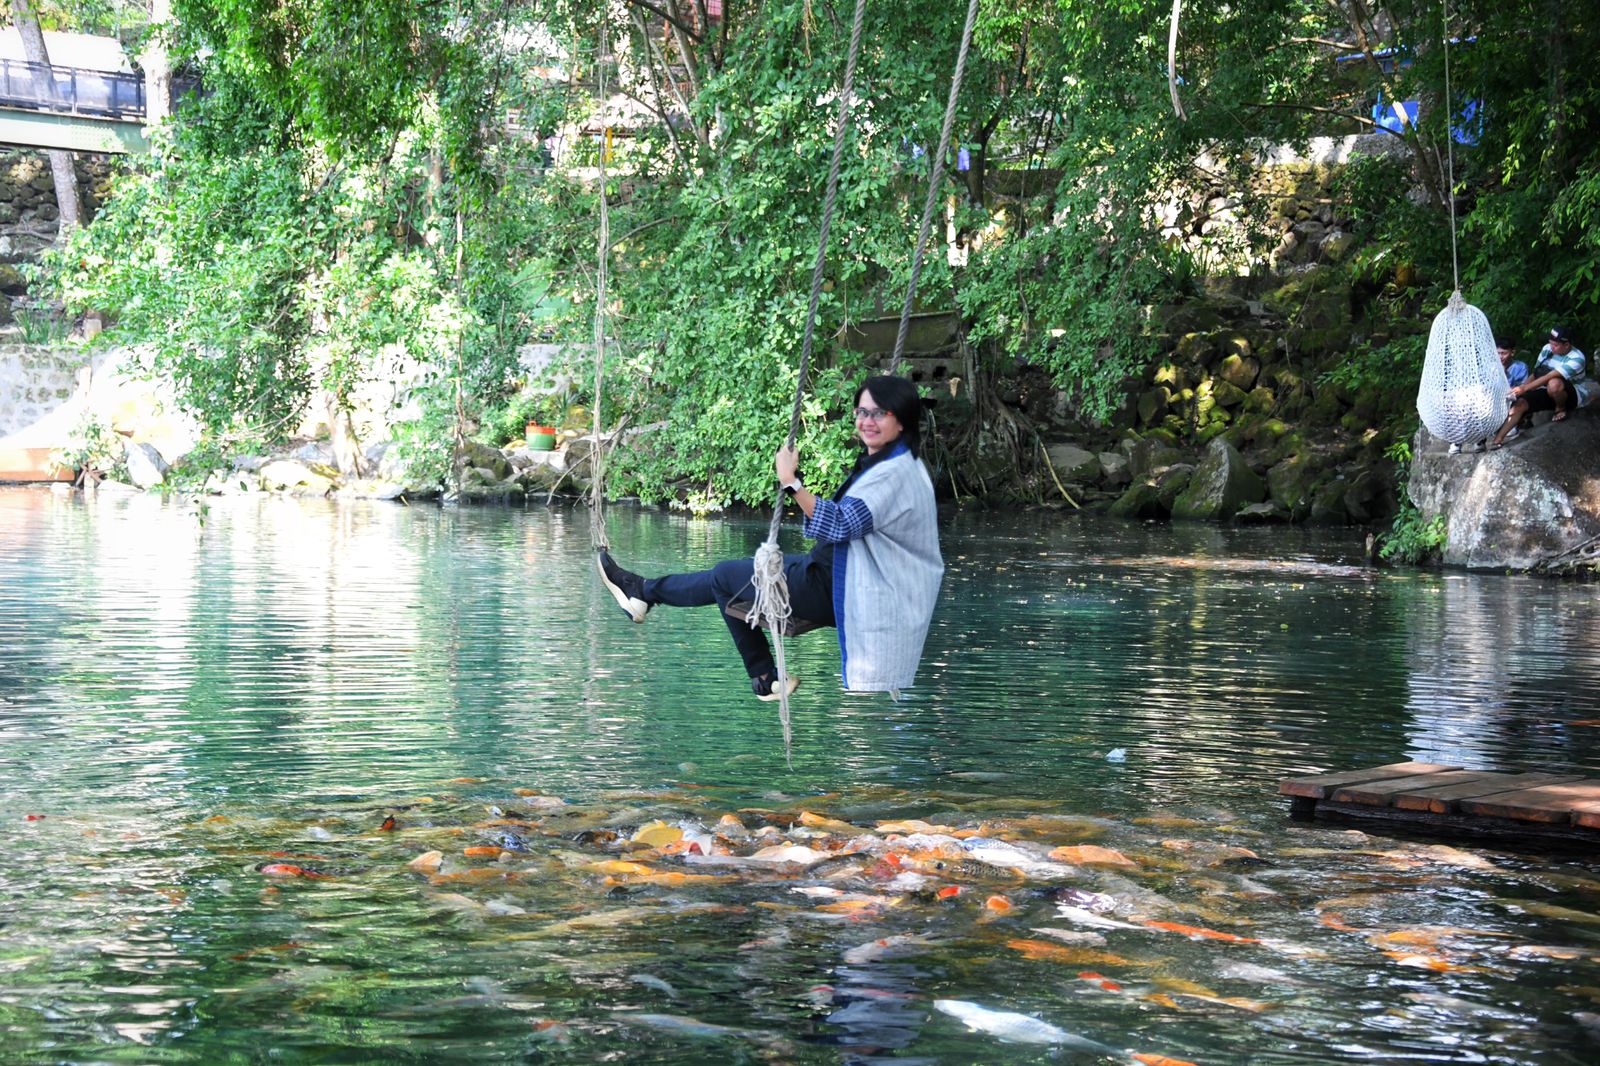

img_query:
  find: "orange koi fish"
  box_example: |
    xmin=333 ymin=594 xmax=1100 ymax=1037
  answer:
xmin=1139 ymin=919 xmax=1259 ymax=943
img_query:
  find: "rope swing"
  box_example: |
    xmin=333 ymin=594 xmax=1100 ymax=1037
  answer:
xmin=584 ymin=1 xmax=979 ymax=761
xmin=747 ymin=0 xmax=981 ymax=760
xmin=1416 ymin=2 xmax=1505 ymax=446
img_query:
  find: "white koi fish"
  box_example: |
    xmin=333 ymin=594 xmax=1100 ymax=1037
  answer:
xmin=932 ymin=1000 xmax=1117 ymax=1052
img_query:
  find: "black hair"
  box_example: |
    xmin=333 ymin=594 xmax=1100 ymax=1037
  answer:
xmin=855 ymin=374 xmax=923 ymax=457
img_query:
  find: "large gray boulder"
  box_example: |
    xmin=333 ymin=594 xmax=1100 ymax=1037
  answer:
xmin=123 ymin=441 xmax=168 ymax=489
xmin=1408 ymin=418 xmax=1600 ymax=569
xmin=1171 ymin=437 xmax=1265 ymax=520
xmin=1045 ymin=442 xmax=1100 ymax=482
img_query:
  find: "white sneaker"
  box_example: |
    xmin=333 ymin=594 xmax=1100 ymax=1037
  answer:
xmin=1447 ymin=443 xmax=1462 ymax=454
xmin=753 ymin=674 xmax=800 ymax=702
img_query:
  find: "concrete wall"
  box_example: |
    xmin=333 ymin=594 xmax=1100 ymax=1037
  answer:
xmin=0 ymin=343 xmax=82 ymax=437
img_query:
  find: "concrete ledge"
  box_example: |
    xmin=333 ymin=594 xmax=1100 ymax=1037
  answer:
xmin=0 ymin=444 xmax=70 ymax=481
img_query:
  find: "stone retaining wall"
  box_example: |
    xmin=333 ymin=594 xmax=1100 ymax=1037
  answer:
xmin=0 ymin=343 xmax=83 ymax=437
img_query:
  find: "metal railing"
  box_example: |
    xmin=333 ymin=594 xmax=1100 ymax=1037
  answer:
xmin=0 ymin=57 xmax=145 ymax=120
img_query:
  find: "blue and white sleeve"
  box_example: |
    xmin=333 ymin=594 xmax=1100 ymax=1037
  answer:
xmin=803 ymin=496 xmax=875 ymax=544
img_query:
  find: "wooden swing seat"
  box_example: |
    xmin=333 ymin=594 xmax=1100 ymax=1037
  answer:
xmin=725 ymin=600 xmax=825 ymax=637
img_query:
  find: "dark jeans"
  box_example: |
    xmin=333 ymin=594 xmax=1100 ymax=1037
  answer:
xmin=643 ymin=554 xmax=835 ymax=679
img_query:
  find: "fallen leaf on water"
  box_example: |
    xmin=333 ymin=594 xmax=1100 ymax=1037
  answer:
xmin=1319 ymin=912 xmax=1360 ymax=933
xmin=1133 ymin=1054 xmax=1199 ymax=1066
xmin=937 ymin=886 xmax=962 ymax=899
xmin=408 ymin=851 xmax=444 ymax=874
xmin=464 ymin=846 xmax=506 ymax=859
xmin=985 ymin=894 xmax=1013 ymax=913
xmin=1143 ymin=993 xmax=1182 ymax=1009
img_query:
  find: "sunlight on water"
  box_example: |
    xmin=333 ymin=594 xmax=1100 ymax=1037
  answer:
xmin=3 ymin=486 xmax=1600 ymax=1063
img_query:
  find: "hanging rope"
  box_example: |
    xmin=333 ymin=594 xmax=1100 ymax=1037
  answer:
xmin=747 ymin=0 xmax=869 ymax=762
xmin=589 ymin=19 xmax=612 ymax=552
xmin=1167 ymin=0 xmax=1187 ymax=121
xmin=1443 ymin=0 xmax=1459 ymax=291
xmin=887 ymin=0 xmax=981 ymax=374
xmin=1415 ymin=0 xmax=1504 ymax=446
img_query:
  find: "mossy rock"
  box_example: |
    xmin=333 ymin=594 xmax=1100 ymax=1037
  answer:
xmin=1339 ymin=410 xmax=1372 ymax=434
xmin=1108 ymin=480 xmax=1167 ymax=520
xmin=1307 ymin=477 xmax=1350 ymax=525
xmin=1218 ymin=333 xmax=1253 ymax=361
xmin=1143 ymin=426 xmax=1181 ymax=447
xmin=1267 ymin=453 xmax=1321 ymax=518
xmin=1138 ymin=387 xmax=1171 ymax=425
xmin=1155 ymin=464 xmax=1195 ymax=508
xmin=1129 ymin=438 xmax=1184 ymax=478
xmin=1218 ymin=352 xmax=1260 ymax=391
xmin=1195 ymin=421 xmax=1230 ymax=445
xmin=1305 ymin=391 xmax=1345 ymax=426
xmin=1343 ymin=467 xmax=1398 ymax=524
xmin=1243 ymin=386 xmax=1276 ymax=414
xmin=1175 ymin=332 xmax=1214 ymax=363
xmin=1171 ymin=437 xmax=1265 ymax=520
xmin=1152 ymin=362 xmax=1188 ymax=390
xmin=1212 ymin=380 xmax=1248 ymax=409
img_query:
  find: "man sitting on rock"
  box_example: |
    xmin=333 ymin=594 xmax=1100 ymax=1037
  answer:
xmin=1450 ymin=337 xmax=1532 ymax=454
xmin=1490 ymin=326 xmax=1589 ymax=449
xmin=1500 ymin=337 xmax=1529 ymax=393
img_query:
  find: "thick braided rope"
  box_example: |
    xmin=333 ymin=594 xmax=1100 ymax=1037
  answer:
xmin=589 ymin=20 xmax=612 ymax=552
xmin=888 ymin=0 xmax=980 ymax=374
xmin=748 ymin=0 xmax=869 ymax=759
xmin=1443 ymin=0 xmax=1459 ymax=291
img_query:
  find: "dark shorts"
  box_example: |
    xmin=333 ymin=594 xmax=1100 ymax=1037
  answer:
xmin=1524 ymin=383 xmax=1577 ymax=414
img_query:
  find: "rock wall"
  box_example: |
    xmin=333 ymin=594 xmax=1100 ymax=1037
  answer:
xmin=0 ymin=344 xmax=82 ymax=437
xmin=0 ymin=151 xmax=114 ymax=320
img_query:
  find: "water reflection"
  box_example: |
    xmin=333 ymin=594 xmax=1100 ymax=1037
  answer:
xmin=3 ymin=487 xmax=1600 ymax=1063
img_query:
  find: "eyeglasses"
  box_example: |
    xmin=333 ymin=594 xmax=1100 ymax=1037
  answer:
xmin=854 ymin=407 xmax=892 ymax=422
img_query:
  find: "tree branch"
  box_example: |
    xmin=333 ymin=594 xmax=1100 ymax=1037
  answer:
xmin=621 ymin=0 xmax=703 ymax=42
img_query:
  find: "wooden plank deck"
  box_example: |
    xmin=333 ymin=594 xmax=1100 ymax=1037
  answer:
xmin=1280 ymin=762 xmax=1600 ymax=844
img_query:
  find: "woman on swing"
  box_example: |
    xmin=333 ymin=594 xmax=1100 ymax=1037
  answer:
xmin=598 ymin=374 xmax=943 ymax=700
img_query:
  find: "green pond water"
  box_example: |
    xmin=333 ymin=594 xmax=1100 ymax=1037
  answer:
xmin=3 ymin=485 xmax=1600 ymax=1064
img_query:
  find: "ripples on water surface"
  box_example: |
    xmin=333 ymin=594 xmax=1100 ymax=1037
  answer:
xmin=3 ymin=486 xmax=1600 ymax=1064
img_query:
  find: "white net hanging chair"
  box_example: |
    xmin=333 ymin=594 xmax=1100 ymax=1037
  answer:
xmin=1416 ymin=292 xmax=1508 ymax=445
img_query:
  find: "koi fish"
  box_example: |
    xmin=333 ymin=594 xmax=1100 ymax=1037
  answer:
xmin=258 ymin=863 xmax=332 ymax=880
xmin=932 ymin=999 xmax=1117 ymax=1052
xmin=1139 ymin=919 xmax=1259 ymax=943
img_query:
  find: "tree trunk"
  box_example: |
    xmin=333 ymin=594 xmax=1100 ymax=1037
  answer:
xmin=9 ymin=0 xmax=81 ymax=230
xmin=141 ymin=0 xmax=173 ymax=125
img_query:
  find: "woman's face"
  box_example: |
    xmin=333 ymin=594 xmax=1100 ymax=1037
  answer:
xmin=854 ymin=388 xmax=904 ymax=455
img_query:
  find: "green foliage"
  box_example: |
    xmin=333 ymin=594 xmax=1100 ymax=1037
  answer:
xmin=37 ymin=0 xmax=1600 ymax=506
xmin=1380 ymin=497 xmax=1448 ymax=565
xmin=49 ymin=415 xmax=123 ymax=481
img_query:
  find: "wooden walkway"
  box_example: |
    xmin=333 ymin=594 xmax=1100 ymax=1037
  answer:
xmin=1280 ymin=761 xmax=1600 ymax=844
